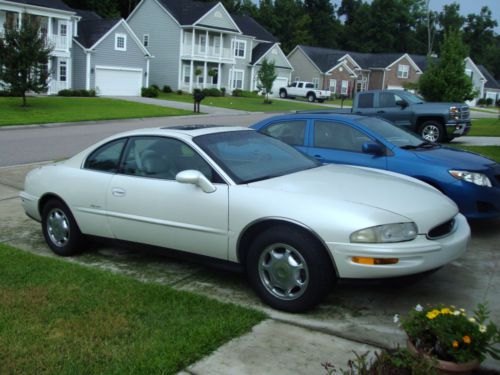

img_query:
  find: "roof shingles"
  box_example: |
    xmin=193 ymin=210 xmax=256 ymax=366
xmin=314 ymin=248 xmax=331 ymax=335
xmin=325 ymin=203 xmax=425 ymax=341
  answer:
xmin=5 ymin=0 xmax=74 ymax=12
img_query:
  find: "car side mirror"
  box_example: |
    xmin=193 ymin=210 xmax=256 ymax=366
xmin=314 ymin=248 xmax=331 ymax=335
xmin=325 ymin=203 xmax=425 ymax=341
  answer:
xmin=396 ymin=100 xmax=408 ymax=108
xmin=176 ymin=170 xmax=216 ymax=193
xmin=362 ymin=142 xmax=385 ymax=156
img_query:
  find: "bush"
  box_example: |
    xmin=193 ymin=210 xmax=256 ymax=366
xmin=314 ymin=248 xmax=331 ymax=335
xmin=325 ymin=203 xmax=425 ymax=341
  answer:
xmin=0 ymin=90 xmax=17 ymax=97
xmin=202 ymin=88 xmax=221 ymax=97
xmin=220 ymin=87 xmax=226 ymax=97
xmin=151 ymin=84 xmax=160 ymax=91
xmin=176 ymin=90 xmax=183 ymax=95
xmin=57 ymin=89 xmax=96 ymax=97
xmin=496 ymin=99 xmax=500 ymax=108
xmin=232 ymin=89 xmax=243 ymax=97
xmin=477 ymin=98 xmax=486 ymax=106
xmin=162 ymin=85 xmax=172 ymax=93
xmin=141 ymin=86 xmax=159 ymax=98
xmin=485 ymin=98 xmax=493 ymax=106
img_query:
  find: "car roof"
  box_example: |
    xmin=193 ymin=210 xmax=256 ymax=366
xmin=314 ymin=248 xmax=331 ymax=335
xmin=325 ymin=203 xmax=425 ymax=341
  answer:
xmin=113 ymin=125 xmax=251 ymax=139
xmin=255 ymin=113 xmax=366 ymax=123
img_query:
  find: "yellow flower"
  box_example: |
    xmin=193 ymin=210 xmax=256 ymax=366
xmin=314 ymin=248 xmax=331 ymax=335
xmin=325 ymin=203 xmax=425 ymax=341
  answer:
xmin=463 ymin=336 xmax=471 ymax=344
xmin=452 ymin=340 xmax=459 ymax=348
xmin=426 ymin=310 xmax=440 ymax=319
xmin=441 ymin=308 xmax=451 ymax=314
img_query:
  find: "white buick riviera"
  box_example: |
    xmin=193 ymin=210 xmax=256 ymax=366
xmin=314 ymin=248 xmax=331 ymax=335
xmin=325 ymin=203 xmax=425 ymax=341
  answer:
xmin=21 ymin=126 xmax=470 ymax=312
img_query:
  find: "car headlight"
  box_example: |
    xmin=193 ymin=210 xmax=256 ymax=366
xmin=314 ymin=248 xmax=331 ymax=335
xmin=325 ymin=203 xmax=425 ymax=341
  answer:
xmin=449 ymin=170 xmax=492 ymax=187
xmin=350 ymin=223 xmax=418 ymax=243
xmin=449 ymin=106 xmax=460 ymax=120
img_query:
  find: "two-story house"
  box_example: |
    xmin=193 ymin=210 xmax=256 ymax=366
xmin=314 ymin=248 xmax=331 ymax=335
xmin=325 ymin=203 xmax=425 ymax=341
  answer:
xmin=127 ymin=0 xmax=292 ymax=94
xmin=0 ymin=0 xmax=80 ymax=94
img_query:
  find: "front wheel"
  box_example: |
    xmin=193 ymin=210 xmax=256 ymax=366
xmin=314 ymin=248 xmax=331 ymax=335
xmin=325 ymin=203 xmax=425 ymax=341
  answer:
xmin=307 ymin=93 xmax=316 ymax=102
xmin=246 ymin=226 xmax=335 ymax=312
xmin=279 ymin=90 xmax=287 ymax=99
xmin=42 ymin=199 xmax=85 ymax=256
xmin=418 ymin=121 xmax=445 ymax=143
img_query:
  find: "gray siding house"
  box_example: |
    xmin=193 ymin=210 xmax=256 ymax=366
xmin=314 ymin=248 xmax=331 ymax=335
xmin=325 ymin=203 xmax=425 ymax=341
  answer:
xmin=72 ymin=11 xmax=152 ymax=96
xmin=127 ymin=0 xmax=292 ymax=95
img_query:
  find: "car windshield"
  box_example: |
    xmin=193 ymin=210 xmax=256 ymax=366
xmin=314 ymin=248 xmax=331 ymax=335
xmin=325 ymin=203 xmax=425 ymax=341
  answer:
xmin=357 ymin=117 xmax=438 ymax=149
xmin=194 ymin=130 xmax=321 ymax=184
xmin=401 ymin=91 xmax=425 ymax=104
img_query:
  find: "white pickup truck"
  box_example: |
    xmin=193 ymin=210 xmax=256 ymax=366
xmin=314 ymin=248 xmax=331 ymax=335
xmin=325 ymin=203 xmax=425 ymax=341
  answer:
xmin=279 ymin=81 xmax=331 ymax=103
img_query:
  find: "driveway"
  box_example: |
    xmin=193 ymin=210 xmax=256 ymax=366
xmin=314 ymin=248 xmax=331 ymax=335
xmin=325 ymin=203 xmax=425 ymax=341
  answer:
xmin=1 ymin=162 xmax=499 ymax=373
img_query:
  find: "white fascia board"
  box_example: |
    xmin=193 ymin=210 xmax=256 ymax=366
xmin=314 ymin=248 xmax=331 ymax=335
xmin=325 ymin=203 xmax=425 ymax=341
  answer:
xmin=386 ymin=53 xmax=422 ymax=73
xmin=464 ymin=57 xmax=486 ymax=81
xmin=121 ymin=20 xmax=152 ymax=56
xmin=186 ymin=25 xmax=240 ymax=35
xmin=0 ymin=0 xmax=76 ymax=18
xmin=253 ymin=43 xmax=293 ymax=70
xmin=326 ymin=61 xmax=356 ymax=76
xmin=338 ymin=54 xmax=361 ymax=70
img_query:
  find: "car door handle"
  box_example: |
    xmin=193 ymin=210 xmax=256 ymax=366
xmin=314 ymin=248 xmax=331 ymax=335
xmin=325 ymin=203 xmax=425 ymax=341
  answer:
xmin=377 ymin=110 xmax=385 ymax=114
xmin=313 ymin=155 xmax=324 ymax=160
xmin=111 ymin=188 xmax=126 ymax=197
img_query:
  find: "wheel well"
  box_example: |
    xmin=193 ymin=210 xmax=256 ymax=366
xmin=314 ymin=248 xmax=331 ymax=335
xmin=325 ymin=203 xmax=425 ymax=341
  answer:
xmin=38 ymin=193 xmax=65 ymax=215
xmin=237 ymin=219 xmax=338 ymax=276
xmin=416 ymin=116 xmax=445 ymax=128
xmin=279 ymin=88 xmax=287 ymax=93
xmin=306 ymin=91 xmax=316 ymax=97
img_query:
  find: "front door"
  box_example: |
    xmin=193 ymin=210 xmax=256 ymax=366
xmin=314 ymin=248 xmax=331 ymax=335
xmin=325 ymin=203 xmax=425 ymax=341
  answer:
xmin=106 ymin=136 xmax=229 ymax=259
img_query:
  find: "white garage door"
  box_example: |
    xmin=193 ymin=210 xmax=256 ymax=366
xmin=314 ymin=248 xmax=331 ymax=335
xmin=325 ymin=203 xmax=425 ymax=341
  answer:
xmin=95 ymin=67 xmax=142 ymax=96
xmin=271 ymin=77 xmax=289 ymax=97
xmin=387 ymin=85 xmax=403 ymax=90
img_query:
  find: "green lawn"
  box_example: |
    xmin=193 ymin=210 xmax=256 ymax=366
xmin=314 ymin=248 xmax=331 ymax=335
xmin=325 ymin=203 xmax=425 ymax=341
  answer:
xmin=0 ymin=97 xmax=191 ymax=126
xmin=158 ymin=92 xmax=328 ymax=112
xmin=468 ymin=118 xmax=500 ymax=137
xmin=446 ymin=145 xmax=500 ymax=162
xmin=325 ymin=98 xmax=353 ymax=107
xmin=0 ymin=243 xmax=265 ymax=374
xmin=470 ymin=107 xmax=499 ymax=114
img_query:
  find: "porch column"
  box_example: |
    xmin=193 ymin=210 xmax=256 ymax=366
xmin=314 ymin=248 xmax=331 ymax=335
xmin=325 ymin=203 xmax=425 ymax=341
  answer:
xmin=17 ymin=12 xmax=22 ymax=28
xmin=191 ymin=29 xmax=195 ymax=56
xmin=67 ymin=57 xmax=71 ymax=90
xmin=47 ymin=58 xmax=53 ymax=94
xmin=250 ymin=66 xmax=255 ymax=91
xmin=219 ymin=33 xmax=223 ymax=59
xmin=205 ymin=30 xmax=208 ymax=57
xmin=203 ymin=61 xmax=207 ymax=89
xmin=189 ymin=60 xmax=194 ymax=93
xmin=146 ymin=58 xmax=150 ymax=88
xmin=85 ymin=53 xmax=91 ymax=90
xmin=217 ymin=63 xmax=221 ymax=90
xmin=47 ymin=17 xmax=52 ymax=39
xmin=180 ymin=29 xmax=183 ymax=55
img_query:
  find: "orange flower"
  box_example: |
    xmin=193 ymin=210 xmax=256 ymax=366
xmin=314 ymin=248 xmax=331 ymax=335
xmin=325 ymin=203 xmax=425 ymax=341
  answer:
xmin=452 ymin=340 xmax=459 ymax=348
xmin=463 ymin=335 xmax=471 ymax=344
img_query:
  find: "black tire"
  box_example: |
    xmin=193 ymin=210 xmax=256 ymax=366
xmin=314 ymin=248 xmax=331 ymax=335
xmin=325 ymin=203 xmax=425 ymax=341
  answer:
xmin=317 ymin=99 xmax=325 ymax=103
xmin=307 ymin=93 xmax=316 ymax=103
xmin=418 ymin=121 xmax=445 ymax=143
xmin=279 ymin=90 xmax=287 ymax=99
xmin=41 ymin=199 xmax=85 ymax=256
xmin=246 ymin=225 xmax=335 ymax=312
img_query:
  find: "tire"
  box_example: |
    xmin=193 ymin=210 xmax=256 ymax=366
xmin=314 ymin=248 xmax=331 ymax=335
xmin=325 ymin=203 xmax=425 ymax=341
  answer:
xmin=41 ymin=199 xmax=85 ymax=256
xmin=317 ymin=99 xmax=324 ymax=103
xmin=418 ymin=121 xmax=445 ymax=143
xmin=279 ymin=90 xmax=287 ymax=99
xmin=246 ymin=225 xmax=335 ymax=312
xmin=307 ymin=93 xmax=316 ymax=103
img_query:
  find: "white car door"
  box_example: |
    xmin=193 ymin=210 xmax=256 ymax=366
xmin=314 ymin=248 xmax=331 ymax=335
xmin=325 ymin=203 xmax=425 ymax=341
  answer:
xmin=106 ymin=136 xmax=229 ymax=259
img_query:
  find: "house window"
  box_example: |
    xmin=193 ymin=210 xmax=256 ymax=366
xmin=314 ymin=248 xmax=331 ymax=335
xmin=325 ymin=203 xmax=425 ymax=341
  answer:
xmin=59 ymin=61 xmax=67 ymax=82
xmin=312 ymin=78 xmax=319 ymax=88
xmin=115 ymin=33 xmax=127 ymax=51
xmin=341 ymin=80 xmax=348 ymax=95
xmin=232 ymin=40 xmax=246 ymax=58
xmin=231 ymin=69 xmax=244 ymax=90
xmin=329 ymin=79 xmax=337 ymax=93
xmin=59 ymin=23 xmax=67 ymax=36
xmin=397 ymin=64 xmax=409 ymax=79
xmin=183 ymin=65 xmax=190 ymax=84
xmin=198 ymin=34 xmax=207 ymax=54
xmin=143 ymin=34 xmax=149 ymax=47
xmin=213 ymin=36 xmax=221 ymax=55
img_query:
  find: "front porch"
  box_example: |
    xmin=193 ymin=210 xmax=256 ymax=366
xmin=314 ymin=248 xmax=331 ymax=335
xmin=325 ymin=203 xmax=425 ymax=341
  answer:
xmin=180 ymin=61 xmax=243 ymax=94
xmin=47 ymin=56 xmax=71 ymax=94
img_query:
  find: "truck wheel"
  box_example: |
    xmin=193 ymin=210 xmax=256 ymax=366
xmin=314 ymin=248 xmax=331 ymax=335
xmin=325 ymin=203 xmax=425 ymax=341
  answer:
xmin=279 ymin=90 xmax=287 ymax=99
xmin=307 ymin=93 xmax=316 ymax=102
xmin=419 ymin=121 xmax=445 ymax=143
xmin=317 ymin=99 xmax=325 ymax=103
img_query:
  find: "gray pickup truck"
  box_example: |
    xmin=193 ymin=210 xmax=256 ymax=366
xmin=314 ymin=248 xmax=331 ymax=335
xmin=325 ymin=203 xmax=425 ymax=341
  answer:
xmin=326 ymin=90 xmax=471 ymax=142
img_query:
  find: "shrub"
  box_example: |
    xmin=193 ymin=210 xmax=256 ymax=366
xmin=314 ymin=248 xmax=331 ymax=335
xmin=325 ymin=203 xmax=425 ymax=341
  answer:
xmin=485 ymin=98 xmax=493 ymax=106
xmin=57 ymin=89 xmax=96 ymax=97
xmin=176 ymin=90 xmax=183 ymax=95
xmin=57 ymin=89 xmax=72 ymax=97
xmin=232 ymin=89 xmax=243 ymax=97
xmin=0 ymin=90 xmax=15 ymax=97
xmin=151 ymin=84 xmax=160 ymax=91
xmin=220 ymin=87 xmax=226 ymax=97
xmin=141 ymin=86 xmax=159 ymax=98
xmin=162 ymin=85 xmax=172 ymax=93
xmin=496 ymin=99 xmax=500 ymax=107
xmin=202 ymin=88 xmax=221 ymax=97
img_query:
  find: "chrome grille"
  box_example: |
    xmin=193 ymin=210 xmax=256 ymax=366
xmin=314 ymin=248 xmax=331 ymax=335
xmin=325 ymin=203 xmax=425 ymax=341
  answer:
xmin=427 ymin=218 xmax=455 ymax=239
xmin=461 ymin=106 xmax=470 ymax=120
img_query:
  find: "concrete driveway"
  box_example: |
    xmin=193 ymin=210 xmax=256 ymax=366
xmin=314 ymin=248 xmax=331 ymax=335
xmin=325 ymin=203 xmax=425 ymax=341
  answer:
xmin=1 ymin=162 xmax=499 ymax=373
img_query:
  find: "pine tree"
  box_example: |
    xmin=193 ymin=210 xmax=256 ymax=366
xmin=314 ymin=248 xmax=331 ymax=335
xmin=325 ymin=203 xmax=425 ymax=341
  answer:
xmin=0 ymin=13 xmax=53 ymax=106
xmin=418 ymin=30 xmax=474 ymax=102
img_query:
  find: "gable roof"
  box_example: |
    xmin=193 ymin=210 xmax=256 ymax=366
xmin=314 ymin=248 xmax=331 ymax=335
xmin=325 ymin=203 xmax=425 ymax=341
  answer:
xmin=478 ymin=65 xmax=500 ymax=89
xmin=232 ymin=14 xmax=276 ymax=42
xmin=156 ymin=0 xmax=219 ymax=26
xmin=75 ymin=18 xmax=121 ymax=48
xmin=74 ymin=9 xmax=101 ymax=21
xmin=251 ymin=42 xmax=273 ymax=65
xmin=4 ymin=0 xmax=74 ymax=12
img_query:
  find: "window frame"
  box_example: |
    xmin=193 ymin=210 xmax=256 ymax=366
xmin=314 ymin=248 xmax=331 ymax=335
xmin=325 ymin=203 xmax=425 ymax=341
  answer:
xmin=397 ymin=64 xmax=409 ymax=79
xmin=341 ymin=80 xmax=348 ymax=95
xmin=231 ymin=69 xmax=244 ymax=90
xmin=260 ymin=120 xmax=308 ymax=147
xmin=312 ymin=78 xmax=319 ymax=88
xmin=83 ymin=138 xmax=129 ymax=173
xmin=313 ymin=120 xmax=372 ymax=153
xmin=232 ymin=39 xmax=246 ymax=59
xmin=329 ymin=79 xmax=337 ymax=93
xmin=115 ymin=33 xmax=127 ymax=51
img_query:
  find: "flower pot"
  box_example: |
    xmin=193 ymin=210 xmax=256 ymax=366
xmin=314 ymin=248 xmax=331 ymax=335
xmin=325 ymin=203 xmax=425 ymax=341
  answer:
xmin=407 ymin=339 xmax=480 ymax=375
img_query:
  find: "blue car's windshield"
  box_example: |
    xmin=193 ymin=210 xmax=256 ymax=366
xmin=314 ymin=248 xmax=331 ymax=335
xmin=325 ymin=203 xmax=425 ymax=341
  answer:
xmin=194 ymin=130 xmax=321 ymax=184
xmin=358 ymin=117 xmax=436 ymax=149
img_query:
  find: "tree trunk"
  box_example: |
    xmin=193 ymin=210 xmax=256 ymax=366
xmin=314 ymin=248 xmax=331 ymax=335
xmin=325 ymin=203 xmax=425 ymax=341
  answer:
xmin=22 ymin=92 xmax=27 ymax=107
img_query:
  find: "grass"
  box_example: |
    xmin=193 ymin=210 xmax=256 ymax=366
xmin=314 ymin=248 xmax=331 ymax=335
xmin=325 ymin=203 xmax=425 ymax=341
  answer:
xmin=0 ymin=243 xmax=265 ymax=374
xmin=445 ymin=145 xmax=500 ymax=162
xmin=470 ymin=107 xmax=499 ymax=114
xmin=325 ymin=97 xmax=353 ymax=107
xmin=0 ymin=97 xmax=192 ymax=126
xmin=158 ymin=92 xmax=328 ymax=112
xmin=468 ymin=118 xmax=500 ymax=137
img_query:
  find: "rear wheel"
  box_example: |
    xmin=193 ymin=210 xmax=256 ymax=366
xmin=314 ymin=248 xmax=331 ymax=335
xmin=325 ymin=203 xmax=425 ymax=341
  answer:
xmin=419 ymin=121 xmax=445 ymax=143
xmin=317 ymin=99 xmax=325 ymax=103
xmin=246 ymin=226 xmax=335 ymax=312
xmin=279 ymin=90 xmax=287 ymax=99
xmin=42 ymin=199 xmax=85 ymax=256
xmin=307 ymin=93 xmax=316 ymax=103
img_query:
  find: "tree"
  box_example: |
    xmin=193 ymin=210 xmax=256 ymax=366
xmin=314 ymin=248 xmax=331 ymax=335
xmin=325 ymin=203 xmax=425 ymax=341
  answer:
xmin=463 ymin=6 xmax=498 ymax=68
xmin=418 ymin=30 xmax=474 ymax=102
xmin=63 ymin=0 xmax=120 ymax=17
xmin=257 ymin=58 xmax=277 ymax=103
xmin=303 ymin=0 xmax=341 ymax=49
xmin=0 ymin=13 xmax=53 ymax=106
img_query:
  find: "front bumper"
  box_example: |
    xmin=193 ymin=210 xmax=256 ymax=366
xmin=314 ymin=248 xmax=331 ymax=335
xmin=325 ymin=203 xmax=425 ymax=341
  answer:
xmin=19 ymin=191 xmax=41 ymax=222
xmin=445 ymin=120 xmax=471 ymax=137
xmin=326 ymin=214 xmax=470 ymax=279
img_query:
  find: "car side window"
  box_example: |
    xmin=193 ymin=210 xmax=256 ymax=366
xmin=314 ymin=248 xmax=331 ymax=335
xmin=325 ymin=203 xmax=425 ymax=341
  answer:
xmin=305 ymin=83 xmax=314 ymax=88
xmin=358 ymin=93 xmax=374 ymax=108
xmin=290 ymin=82 xmax=297 ymax=88
xmin=120 ymin=136 xmax=221 ymax=182
xmin=314 ymin=121 xmax=371 ymax=152
xmin=298 ymin=82 xmax=304 ymax=88
xmin=378 ymin=92 xmax=397 ymax=107
xmin=84 ymin=138 xmax=127 ymax=173
xmin=261 ymin=121 xmax=307 ymax=146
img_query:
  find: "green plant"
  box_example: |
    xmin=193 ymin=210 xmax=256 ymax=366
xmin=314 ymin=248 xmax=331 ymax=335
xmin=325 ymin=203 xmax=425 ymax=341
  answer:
xmin=232 ymin=88 xmax=243 ymax=97
xmin=400 ymin=303 xmax=500 ymax=363
xmin=208 ymin=69 xmax=217 ymax=77
xmin=176 ymin=89 xmax=183 ymax=95
xmin=220 ymin=87 xmax=226 ymax=97
xmin=477 ymin=98 xmax=487 ymax=106
xmin=141 ymin=86 xmax=159 ymax=98
xmin=162 ymin=85 xmax=172 ymax=93
xmin=257 ymin=58 xmax=277 ymax=103
xmin=57 ymin=89 xmax=96 ymax=97
xmin=151 ymin=84 xmax=160 ymax=91
xmin=202 ymin=88 xmax=221 ymax=97
xmin=195 ymin=68 xmax=202 ymax=76
xmin=485 ymin=98 xmax=493 ymax=106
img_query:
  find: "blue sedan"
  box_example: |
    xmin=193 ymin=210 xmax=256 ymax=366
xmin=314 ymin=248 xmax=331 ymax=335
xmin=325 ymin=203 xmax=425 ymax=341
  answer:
xmin=251 ymin=114 xmax=500 ymax=220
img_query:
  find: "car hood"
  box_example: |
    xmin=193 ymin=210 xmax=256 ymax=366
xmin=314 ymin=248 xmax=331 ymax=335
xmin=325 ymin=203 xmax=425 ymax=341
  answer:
xmin=250 ymin=164 xmax=458 ymax=233
xmin=411 ymin=146 xmax=497 ymax=170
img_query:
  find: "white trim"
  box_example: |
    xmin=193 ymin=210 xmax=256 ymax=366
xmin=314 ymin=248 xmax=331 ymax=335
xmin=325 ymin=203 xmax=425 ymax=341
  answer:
xmin=252 ymin=43 xmax=293 ymax=70
xmin=329 ymin=79 xmax=337 ymax=93
xmin=127 ymin=0 xmax=181 ymax=27
xmin=193 ymin=3 xmax=242 ymax=34
xmin=338 ymin=54 xmax=362 ymax=70
xmin=464 ymin=57 xmax=486 ymax=81
xmin=397 ymin=64 xmax=409 ymax=79
xmin=232 ymin=39 xmax=247 ymax=59
xmin=325 ymin=61 xmax=356 ymax=76
xmin=230 ymin=68 xmax=245 ymax=90
xmin=341 ymin=80 xmax=348 ymax=95
xmin=198 ymin=33 xmax=207 ymax=54
xmin=115 ymin=33 xmax=127 ymax=51
xmin=0 ymin=0 xmax=76 ymax=17
xmin=386 ymin=53 xmax=422 ymax=74
xmin=146 ymin=58 xmax=150 ymax=87
xmin=85 ymin=52 xmax=91 ymax=90
xmin=178 ymin=29 xmax=183 ymax=90
xmin=94 ymin=65 xmax=143 ymax=72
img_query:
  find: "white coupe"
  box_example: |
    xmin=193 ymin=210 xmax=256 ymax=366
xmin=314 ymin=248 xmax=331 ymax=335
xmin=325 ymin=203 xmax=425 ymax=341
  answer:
xmin=20 ymin=126 xmax=470 ymax=312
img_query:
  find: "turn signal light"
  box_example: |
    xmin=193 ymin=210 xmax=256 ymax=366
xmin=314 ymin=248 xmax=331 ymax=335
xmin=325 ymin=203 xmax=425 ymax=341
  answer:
xmin=352 ymin=257 xmax=399 ymax=265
